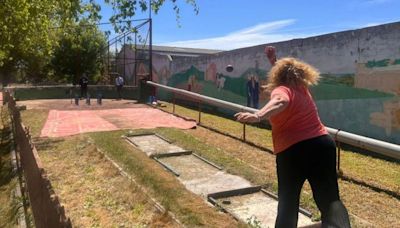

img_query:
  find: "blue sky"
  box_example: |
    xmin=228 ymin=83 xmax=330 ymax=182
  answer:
xmin=98 ymin=0 xmax=400 ymax=50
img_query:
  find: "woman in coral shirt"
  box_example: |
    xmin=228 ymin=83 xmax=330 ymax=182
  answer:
xmin=235 ymin=51 xmax=350 ymax=228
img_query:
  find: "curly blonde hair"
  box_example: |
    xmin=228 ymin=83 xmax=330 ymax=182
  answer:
xmin=265 ymin=57 xmax=320 ymax=92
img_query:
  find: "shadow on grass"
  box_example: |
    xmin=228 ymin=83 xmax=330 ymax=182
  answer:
xmin=339 ymin=143 xmax=399 ymax=163
xmin=33 ymin=137 xmax=65 ymax=151
xmin=0 ymin=127 xmax=15 ymax=189
xmin=340 ymin=174 xmax=400 ymax=200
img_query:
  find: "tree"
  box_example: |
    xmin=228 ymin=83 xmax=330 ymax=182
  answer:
xmin=0 ymin=0 xmax=81 ymax=85
xmin=50 ymin=21 xmax=107 ymax=84
xmin=105 ymin=0 xmax=199 ymax=32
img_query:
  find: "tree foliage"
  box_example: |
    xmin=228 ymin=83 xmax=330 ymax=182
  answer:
xmin=105 ymin=0 xmax=199 ymax=32
xmin=50 ymin=21 xmax=107 ymax=84
xmin=0 ymin=0 xmax=81 ymax=84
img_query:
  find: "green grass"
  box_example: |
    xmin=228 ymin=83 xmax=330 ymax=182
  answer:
xmin=0 ymin=107 xmax=22 ymax=227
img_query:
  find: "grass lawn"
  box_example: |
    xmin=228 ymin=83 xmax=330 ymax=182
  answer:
xmin=0 ymin=107 xmax=18 ymax=227
xmin=0 ymin=107 xmax=33 ymax=227
xmin=19 ymin=104 xmax=400 ymax=227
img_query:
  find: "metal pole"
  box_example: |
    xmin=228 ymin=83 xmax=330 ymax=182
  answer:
xmin=134 ymin=32 xmax=137 ymax=86
xmin=123 ymin=34 xmax=126 ymax=79
xmin=337 ymin=143 xmax=342 ymax=175
xmin=149 ymin=18 xmax=153 ymax=81
xmin=107 ymin=41 xmax=110 ymax=79
xmin=243 ymin=124 xmax=246 ymax=142
xmin=149 ymin=0 xmax=152 ymax=19
xmin=198 ymin=101 xmax=201 ymax=124
xmin=173 ymin=93 xmax=176 ymax=114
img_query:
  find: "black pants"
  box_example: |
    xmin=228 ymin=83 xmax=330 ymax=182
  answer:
xmin=116 ymin=85 xmax=123 ymax=99
xmin=80 ymin=85 xmax=87 ymax=98
xmin=275 ymin=135 xmax=351 ymax=228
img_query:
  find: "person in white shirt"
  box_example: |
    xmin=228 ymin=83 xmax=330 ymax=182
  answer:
xmin=115 ymin=74 xmax=124 ymax=100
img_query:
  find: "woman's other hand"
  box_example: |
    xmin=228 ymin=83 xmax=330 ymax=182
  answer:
xmin=234 ymin=112 xmax=260 ymax=123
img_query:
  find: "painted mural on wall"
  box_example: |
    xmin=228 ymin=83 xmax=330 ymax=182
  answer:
xmin=154 ymin=59 xmax=398 ymax=144
xmin=131 ymin=22 xmax=400 ymax=144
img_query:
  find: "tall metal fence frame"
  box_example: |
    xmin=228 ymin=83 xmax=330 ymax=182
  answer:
xmin=104 ymin=18 xmax=153 ymax=86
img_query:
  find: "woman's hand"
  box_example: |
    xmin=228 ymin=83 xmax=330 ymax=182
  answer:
xmin=234 ymin=112 xmax=260 ymax=123
xmin=265 ymin=46 xmax=277 ymax=65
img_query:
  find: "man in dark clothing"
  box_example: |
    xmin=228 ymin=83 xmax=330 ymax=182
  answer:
xmin=79 ymin=73 xmax=89 ymax=99
xmin=247 ymin=75 xmax=259 ymax=108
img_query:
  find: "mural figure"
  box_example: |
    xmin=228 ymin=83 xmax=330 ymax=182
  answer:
xmin=160 ymin=66 xmax=170 ymax=85
xmin=216 ymin=73 xmax=226 ymax=91
xmin=247 ymin=75 xmax=259 ymax=108
xmin=206 ymin=62 xmax=217 ymax=82
xmin=187 ymin=75 xmax=196 ymax=91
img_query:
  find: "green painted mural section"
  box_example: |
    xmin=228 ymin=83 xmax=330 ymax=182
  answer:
xmin=167 ymin=66 xmax=204 ymax=88
xmin=164 ymin=66 xmax=393 ymax=104
xmin=166 ymin=66 xmax=267 ymax=98
xmin=365 ymin=58 xmax=400 ymax=68
xmin=161 ymin=65 xmax=400 ymax=144
xmin=320 ymin=74 xmax=354 ymax=87
xmin=311 ymin=83 xmax=393 ymax=101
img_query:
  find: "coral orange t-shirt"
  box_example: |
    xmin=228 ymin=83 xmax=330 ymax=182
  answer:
xmin=269 ymin=86 xmax=328 ymax=154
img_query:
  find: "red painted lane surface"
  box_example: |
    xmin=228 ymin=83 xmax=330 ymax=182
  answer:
xmin=40 ymin=108 xmax=197 ymax=138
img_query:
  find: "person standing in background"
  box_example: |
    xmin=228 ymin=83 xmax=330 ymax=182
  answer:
xmin=115 ymin=73 xmax=124 ymax=100
xmin=246 ymin=75 xmax=260 ymax=108
xmin=79 ymin=73 xmax=89 ymax=99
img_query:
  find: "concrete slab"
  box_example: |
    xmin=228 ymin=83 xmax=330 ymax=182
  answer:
xmin=209 ymin=187 xmax=315 ymax=228
xmin=126 ymin=134 xmax=187 ymax=156
xmin=158 ymin=155 xmax=253 ymax=197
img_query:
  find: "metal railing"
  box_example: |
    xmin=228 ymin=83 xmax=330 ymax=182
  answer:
xmin=146 ymin=81 xmax=400 ymax=160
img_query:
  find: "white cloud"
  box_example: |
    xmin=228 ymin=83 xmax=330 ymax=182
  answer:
xmin=363 ymin=0 xmax=392 ymax=4
xmin=158 ymin=19 xmax=317 ymax=50
xmin=363 ymin=22 xmax=381 ymax=27
xmin=360 ymin=19 xmax=398 ymax=28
